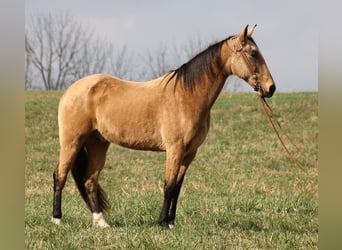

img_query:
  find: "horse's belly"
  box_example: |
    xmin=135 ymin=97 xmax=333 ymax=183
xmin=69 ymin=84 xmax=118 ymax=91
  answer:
xmin=117 ymin=140 xmax=165 ymax=151
xmin=98 ymin=125 xmax=165 ymax=152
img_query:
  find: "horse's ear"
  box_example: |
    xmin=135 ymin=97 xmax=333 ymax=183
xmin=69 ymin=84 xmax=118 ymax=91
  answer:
xmin=237 ymin=25 xmax=249 ymax=44
xmin=247 ymin=24 xmax=257 ymax=37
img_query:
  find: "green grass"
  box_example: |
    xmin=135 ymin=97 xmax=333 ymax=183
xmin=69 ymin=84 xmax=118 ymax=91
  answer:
xmin=25 ymin=91 xmax=318 ymax=249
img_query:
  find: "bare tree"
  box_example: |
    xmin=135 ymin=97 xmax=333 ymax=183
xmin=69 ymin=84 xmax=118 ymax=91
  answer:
xmin=140 ymin=44 xmax=173 ymax=80
xmin=109 ymin=44 xmax=133 ymax=80
xmin=182 ymin=34 xmax=207 ymax=60
xmin=69 ymin=37 xmax=109 ymax=81
xmin=25 ymin=12 xmax=132 ymax=89
xmin=25 ymin=35 xmax=32 ymax=89
xmin=139 ymin=37 xmax=206 ymax=81
xmin=26 ymin=12 xmax=85 ymax=89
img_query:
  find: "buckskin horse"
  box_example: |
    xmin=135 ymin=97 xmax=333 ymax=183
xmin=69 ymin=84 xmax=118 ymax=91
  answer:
xmin=52 ymin=25 xmax=275 ymax=228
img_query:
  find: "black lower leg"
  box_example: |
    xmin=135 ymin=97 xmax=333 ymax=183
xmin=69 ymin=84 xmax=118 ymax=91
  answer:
xmin=158 ymin=183 xmax=175 ymax=227
xmin=52 ymin=170 xmax=62 ymax=219
xmin=168 ymin=177 xmax=184 ymax=225
xmin=158 ymin=200 xmax=172 ymax=227
xmin=85 ymin=179 xmax=101 ymax=213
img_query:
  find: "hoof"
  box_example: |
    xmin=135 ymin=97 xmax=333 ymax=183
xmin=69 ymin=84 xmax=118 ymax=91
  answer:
xmin=94 ymin=220 xmax=110 ymax=228
xmin=93 ymin=212 xmax=110 ymax=228
xmin=159 ymin=221 xmax=175 ymax=229
xmin=51 ymin=217 xmax=61 ymax=225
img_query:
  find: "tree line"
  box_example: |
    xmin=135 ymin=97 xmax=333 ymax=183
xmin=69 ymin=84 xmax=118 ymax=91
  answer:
xmin=25 ymin=12 xmax=243 ymax=90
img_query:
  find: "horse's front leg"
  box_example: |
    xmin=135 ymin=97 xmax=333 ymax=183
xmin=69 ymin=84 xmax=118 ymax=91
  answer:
xmin=168 ymin=150 xmax=197 ymax=226
xmin=158 ymin=144 xmax=184 ymax=228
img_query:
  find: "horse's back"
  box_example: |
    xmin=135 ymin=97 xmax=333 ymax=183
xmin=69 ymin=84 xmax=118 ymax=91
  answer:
xmin=61 ymin=73 xmax=165 ymax=102
xmin=58 ymin=74 xmax=168 ymax=150
xmin=59 ymin=73 xmax=142 ymax=112
xmin=61 ymin=74 xmax=126 ymax=98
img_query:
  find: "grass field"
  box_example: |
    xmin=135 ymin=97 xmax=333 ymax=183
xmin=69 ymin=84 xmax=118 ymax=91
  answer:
xmin=25 ymin=91 xmax=318 ymax=249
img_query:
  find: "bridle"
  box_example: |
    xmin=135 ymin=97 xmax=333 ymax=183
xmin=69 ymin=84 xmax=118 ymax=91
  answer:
xmin=228 ymin=36 xmax=260 ymax=92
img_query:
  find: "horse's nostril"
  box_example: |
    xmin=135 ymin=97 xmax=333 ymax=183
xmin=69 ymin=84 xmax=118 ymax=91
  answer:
xmin=269 ymin=84 xmax=276 ymax=95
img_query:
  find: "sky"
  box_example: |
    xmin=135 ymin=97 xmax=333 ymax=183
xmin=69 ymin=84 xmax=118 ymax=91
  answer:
xmin=26 ymin=0 xmax=318 ymax=92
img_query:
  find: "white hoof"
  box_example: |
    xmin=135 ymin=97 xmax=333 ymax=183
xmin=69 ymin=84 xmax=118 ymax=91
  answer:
xmin=93 ymin=212 xmax=110 ymax=228
xmin=51 ymin=217 xmax=61 ymax=225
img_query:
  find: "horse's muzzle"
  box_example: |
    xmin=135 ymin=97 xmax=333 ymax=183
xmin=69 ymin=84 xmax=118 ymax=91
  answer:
xmin=261 ymin=83 xmax=276 ymax=98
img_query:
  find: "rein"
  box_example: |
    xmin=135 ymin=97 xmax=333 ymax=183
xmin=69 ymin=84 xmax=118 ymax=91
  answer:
xmin=229 ymin=35 xmax=308 ymax=173
xmin=258 ymin=95 xmax=307 ymax=173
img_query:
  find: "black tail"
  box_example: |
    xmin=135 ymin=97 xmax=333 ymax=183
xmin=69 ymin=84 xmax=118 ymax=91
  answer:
xmin=71 ymin=146 xmax=110 ymax=213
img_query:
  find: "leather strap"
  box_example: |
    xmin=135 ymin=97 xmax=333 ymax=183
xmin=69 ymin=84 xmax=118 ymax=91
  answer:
xmin=259 ymin=95 xmax=308 ymax=173
xmin=228 ymin=37 xmax=260 ymax=91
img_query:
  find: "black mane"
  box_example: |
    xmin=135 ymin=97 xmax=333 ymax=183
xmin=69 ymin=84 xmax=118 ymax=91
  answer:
xmin=167 ymin=37 xmax=230 ymax=91
xmin=166 ymin=35 xmax=257 ymax=91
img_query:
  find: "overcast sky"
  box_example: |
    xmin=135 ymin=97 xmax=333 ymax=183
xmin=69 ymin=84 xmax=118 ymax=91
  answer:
xmin=26 ymin=0 xmax=318 ymax=92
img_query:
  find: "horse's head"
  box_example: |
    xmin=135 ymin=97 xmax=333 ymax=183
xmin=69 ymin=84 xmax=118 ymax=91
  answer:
xmin=226 ymin=25 xmax=276 ymax=98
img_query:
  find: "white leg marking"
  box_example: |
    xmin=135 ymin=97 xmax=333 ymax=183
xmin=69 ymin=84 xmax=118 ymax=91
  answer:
xmin=51 ymin=217 xmax=61 ymax=225
xmin=93 ymin=212 xmax=110 ymax=228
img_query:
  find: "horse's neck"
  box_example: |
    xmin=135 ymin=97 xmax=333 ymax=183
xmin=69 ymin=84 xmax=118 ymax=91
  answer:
xmin=204 ymin=74 xmax=228 ymax=109
xmin=170 ymin=42 xmax=232 ymax=115
xmin=187 ymin=44 xmax=232 ymax=111
xmin=191 ymin=69 xmax=229 ymax=109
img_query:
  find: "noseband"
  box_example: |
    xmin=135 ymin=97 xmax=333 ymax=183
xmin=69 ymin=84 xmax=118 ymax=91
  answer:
xmin=228 ymin=37 xmax=260 ymax=92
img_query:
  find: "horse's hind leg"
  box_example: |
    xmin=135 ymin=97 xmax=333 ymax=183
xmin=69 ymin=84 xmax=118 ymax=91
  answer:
xmin=73 ymin=133 xmax=110 ymax=228
xmin=52 ymin=144 xmax=82 ymax=225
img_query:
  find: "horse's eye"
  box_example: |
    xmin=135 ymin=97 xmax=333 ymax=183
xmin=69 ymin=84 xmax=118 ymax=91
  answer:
xmin=251 ymin=50 xmax=258 ymax=58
